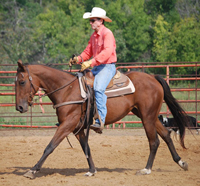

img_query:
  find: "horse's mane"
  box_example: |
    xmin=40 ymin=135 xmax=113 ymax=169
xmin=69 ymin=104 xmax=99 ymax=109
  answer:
xmin=26 ymin=63 xmax=76 ymax=76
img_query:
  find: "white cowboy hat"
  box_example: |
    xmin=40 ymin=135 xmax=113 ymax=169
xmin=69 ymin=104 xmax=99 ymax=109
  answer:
xmin=83 ymin=7 xmax=112 ymax=22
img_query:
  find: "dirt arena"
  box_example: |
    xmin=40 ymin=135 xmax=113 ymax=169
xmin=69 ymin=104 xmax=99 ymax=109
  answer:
xmin=0 ymin=128 xmax=200 ymax=186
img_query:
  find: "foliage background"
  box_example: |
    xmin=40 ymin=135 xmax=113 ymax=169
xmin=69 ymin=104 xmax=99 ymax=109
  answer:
xmin=0 ymin=0 xmax=200 ymax=72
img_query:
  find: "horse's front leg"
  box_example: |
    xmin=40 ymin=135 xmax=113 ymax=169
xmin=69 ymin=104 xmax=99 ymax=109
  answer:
xmin=24 ymin=121 xmax=75 ymax=179
xmin=75 ymin=130 xmax=96 ymax=176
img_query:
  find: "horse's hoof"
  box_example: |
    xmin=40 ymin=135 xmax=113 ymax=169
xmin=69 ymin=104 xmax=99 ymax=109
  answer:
xmin=135 ymin=168 xmax=151 ymax=175
xmin=23 ymin=170 xmax=37 ymax=179
xmin=178 ymin=160 xmax=188 ymax=171
xmin=84 ymin=169 xmax=97 ymax=176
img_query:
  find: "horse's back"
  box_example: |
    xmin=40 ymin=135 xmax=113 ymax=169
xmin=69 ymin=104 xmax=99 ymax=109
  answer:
xmin=125 ymin=71 xmax=163 ymax=93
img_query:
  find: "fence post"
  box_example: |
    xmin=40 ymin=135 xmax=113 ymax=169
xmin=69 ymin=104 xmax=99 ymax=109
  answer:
xmin=166 ymin=65 xmax=170 ymax=117
xmin=195 ymin=62 xmax=198 ymax=127
xmin=31 ymin=106 xmax=32 ymax=127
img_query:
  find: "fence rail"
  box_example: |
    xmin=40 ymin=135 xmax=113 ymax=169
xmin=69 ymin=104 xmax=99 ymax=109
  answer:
xmin=0 ymin=62 xmax=199 ymax=129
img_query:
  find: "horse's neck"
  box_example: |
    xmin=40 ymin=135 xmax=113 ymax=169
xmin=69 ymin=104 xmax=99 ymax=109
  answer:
xmin=29 ymin=65 xmax=74 ymax=93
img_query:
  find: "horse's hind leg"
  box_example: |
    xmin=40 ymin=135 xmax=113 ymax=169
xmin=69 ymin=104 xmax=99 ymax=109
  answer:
xmin=75 ymin=130 xmax=96 ymax=176
xmin=132 ymin=108 xmax=160 ymax=175
xmin=155 ymin=118 xmax=188 ymax=171
xmin=136 ymin=119 xmax=160 ymax=175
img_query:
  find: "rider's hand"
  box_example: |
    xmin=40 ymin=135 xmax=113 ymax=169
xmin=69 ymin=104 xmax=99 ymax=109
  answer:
xmin=69 ymin=56 xmax=79 ymax=67
xmin=81 ymin=60 xmax=92 ymax=71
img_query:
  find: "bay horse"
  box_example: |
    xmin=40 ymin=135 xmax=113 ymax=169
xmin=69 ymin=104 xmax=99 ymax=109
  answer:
xmin=15 ymin=60 xmax=188 ymax=179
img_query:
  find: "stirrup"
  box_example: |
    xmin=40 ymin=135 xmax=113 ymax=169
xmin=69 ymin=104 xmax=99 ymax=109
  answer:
xmin=90 ymin=123 xmax=101 ymax=129
xmin=90 ymin=123 xmax=103 ymax=134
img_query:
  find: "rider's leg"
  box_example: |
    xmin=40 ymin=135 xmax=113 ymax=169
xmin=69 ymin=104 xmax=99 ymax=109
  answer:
xmin=91 ymin=63 xmax=116 ymax=128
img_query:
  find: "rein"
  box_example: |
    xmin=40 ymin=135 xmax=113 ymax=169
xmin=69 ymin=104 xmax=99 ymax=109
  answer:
xmin=44 ymin=76 xmax=77 ymax=96
xmin=25 ymin=66 xmax=85 ymax=108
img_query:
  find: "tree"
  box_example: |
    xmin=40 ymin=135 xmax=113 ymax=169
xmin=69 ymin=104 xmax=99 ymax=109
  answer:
xmin=124 ymin=0 xmax=151 ymax=62
xmin=144 ymin=0 xmax=177 ymax=16
xmin=0 ymin=0 xmax=200 ymax=69
xmin=0 ymin=0 xmax=43 ymax=64
xmin=152 ymin=15 xmax=176 ymax=62
xmin=152 ymin=15 xmax=200 ymax=75
xmin=171 ymin=17 xmax=200 ymax=62
xmin=175 ymin=0 xmax=200 ymax=20
xmin=34 ymin=2 xmax=89 ymax=64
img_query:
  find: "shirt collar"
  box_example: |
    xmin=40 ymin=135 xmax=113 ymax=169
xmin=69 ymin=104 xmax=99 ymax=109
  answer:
xmin=94 ymin=25 xmax=105 ymax=37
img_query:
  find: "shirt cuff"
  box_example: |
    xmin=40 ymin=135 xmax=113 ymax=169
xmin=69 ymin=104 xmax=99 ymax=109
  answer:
xmin=91 ymin=58 xmax=97 ymax=67
xmin=77 ymin=56 xmax=83 ymax=64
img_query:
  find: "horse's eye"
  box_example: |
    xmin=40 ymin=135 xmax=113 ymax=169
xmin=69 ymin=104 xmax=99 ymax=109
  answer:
xmin=19 ymin=81 xmax=25 ymax=86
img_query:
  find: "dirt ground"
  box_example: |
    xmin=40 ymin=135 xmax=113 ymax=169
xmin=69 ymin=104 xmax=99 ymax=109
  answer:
xmin=0 ymin=128 xmax=200 ymax=186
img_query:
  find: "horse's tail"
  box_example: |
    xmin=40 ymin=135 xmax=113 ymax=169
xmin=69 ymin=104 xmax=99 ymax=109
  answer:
xmin=155 ymin=75 xmax=188 ymax=149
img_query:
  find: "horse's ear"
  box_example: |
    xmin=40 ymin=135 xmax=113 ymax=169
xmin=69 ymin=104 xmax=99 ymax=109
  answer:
xmin=17 ymin=59 xmax=25 ymax=72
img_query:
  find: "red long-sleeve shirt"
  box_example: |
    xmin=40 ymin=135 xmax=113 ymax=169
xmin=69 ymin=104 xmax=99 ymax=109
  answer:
xmin=78 ymin=25 xmax=117 ymax=67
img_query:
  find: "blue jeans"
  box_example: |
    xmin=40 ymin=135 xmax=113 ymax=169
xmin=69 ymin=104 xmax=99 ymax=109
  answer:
xmin=92 ymin=63 xmax=116 ymax=124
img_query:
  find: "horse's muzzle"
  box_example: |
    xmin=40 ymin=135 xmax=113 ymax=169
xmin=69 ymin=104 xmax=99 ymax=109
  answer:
xmin=16 ymin=102 xmax=28 ymax=113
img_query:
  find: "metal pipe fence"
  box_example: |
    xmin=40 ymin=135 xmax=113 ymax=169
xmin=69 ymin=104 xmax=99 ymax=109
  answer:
xmin=0 ymin=62 xmax=199 ymax=129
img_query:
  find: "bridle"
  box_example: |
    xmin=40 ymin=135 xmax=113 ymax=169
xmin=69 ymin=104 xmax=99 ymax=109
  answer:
xmin=25 ymin=66 xmax=37 ymax=106
xmin=24 ymin=66 xmax=83 ymax=108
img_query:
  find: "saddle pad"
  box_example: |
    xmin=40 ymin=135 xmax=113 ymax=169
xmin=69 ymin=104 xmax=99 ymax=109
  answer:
xmin=105 ymin=76 xmax=135 ymax=98
xmin=78 ymin=73 xmax=135 ymax=99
